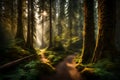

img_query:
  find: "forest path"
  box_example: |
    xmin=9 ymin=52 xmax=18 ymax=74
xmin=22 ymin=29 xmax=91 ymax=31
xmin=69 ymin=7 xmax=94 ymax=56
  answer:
xmin=41 ymin=54 xmax=82 ymax=80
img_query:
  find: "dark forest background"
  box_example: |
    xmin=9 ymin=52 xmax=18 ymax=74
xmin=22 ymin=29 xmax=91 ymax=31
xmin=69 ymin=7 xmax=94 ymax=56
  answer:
xmin=0 ymin=0 xmax=120 ymax=80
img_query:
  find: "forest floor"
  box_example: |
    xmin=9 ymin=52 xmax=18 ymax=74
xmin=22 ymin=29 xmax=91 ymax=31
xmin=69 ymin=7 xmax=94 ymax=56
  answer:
xmin=40 ymin=54 xmax=82 ymax=80
xmin=1 ymin=49 xmax=119 ymax=80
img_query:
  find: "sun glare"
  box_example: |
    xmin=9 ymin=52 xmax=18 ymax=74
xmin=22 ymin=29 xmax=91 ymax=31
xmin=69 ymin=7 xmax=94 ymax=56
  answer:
xmin=42 ymin=11 xmax=47 ymax=16
xmin=34 ymin=10 xmax=48 ymax=48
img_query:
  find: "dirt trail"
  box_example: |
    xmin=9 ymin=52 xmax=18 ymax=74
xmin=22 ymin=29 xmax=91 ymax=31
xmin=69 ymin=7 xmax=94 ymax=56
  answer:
xmin=41 ymin=54 xmax=82 ymax=80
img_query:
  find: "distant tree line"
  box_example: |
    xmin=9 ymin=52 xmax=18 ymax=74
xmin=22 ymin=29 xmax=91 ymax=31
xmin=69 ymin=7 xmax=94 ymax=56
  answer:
xmin=0 ymin=0 xmax=119 ymax=64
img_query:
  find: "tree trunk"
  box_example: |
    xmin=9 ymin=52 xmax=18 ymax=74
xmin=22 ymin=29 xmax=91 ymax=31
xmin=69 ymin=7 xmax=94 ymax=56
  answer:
xmin=48 ymin=0 xmax=53 ymax=48
xmin=30 ymin=0 xmax=35 ymax=49
xmin=68 ymin=0 xmax=73 ymax=44
xmin=56 ymin=0 xmax=66 ymax=39
xmin=26 ymin=0 xmax=31 ymax=49
xmin=116 ymin=0 xmax=120 ymax=51
xmin=92 ymin=0 xmax=116 ymax=62
xmin=10 ymin=0 xmax=15 ymax=36
xmin=41 ymin=0 xmax=45 ymax=48
xmin=0 ymin=0 xmax=3 ymax=20
xmin=15 ymin=0 xmax=25 ymax=47
xmin=81 ymin=0 xmax=95 ymax=64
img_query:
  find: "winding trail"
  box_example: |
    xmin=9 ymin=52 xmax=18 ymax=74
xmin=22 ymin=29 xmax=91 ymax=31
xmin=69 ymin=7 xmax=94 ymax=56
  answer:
xmin=41 ymin=54 xmax=82 ymax=80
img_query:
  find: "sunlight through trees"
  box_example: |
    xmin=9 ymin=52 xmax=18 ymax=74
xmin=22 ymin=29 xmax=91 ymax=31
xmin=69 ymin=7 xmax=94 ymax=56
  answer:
xmin=0 ymin=0 xmax=120 ymax=80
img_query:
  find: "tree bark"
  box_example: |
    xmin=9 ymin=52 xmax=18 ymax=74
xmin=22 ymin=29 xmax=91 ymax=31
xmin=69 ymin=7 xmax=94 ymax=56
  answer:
xmin=31 ymin=0 xmax=35 ymax=48
xmin=92 ymin=0 xmax=116 ymax=62
xmin=68 ymin=0 xmax=73 ymax=44
xmin=26 ymin=0 xmax=32 ymax=49
xmin=81 ymin=0 xmax=95 ymax=64
xmin=0 ymin=0 xmax=3 ymax=20
xmin=57 ymin=0 xmax=65 ymax=37
xmin=48 ymin=0 xmax=53 ymax=48
xmin=15 ymin=0 xmax=25 ymax=47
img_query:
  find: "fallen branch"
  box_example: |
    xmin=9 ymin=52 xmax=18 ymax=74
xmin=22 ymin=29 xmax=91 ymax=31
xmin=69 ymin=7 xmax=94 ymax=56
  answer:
xmin=0 ymin=54 xmax=37 ymax=72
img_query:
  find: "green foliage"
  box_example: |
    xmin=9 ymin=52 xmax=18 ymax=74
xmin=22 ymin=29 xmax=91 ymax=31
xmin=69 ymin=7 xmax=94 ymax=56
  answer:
xmin=24 ymin=60 xmax=56 ymax=75
xmin=76 ymin=59 xmax=120 ymax=80
xmin=4 ymin=46 xmax=30 ymax=60
xmin=0 ymin=36 xmax=36 ymax=65
xmin=92 ymin=59 xmax=120 ymax=80
xmin=0 ymin=29 xmax=13 ymax=52
xmin=92 ymin=59 xmax=114 ymax=69
xmin=65 ymin=37 xmax=82 ymax=52
xmin=0 ymin=39 xmax=31 ymax=65
xmin=74 ymin=53 xmax=82 ymax=64
xmin=79 ymin=67 xmax=116 ymax=80
xmin=94 ymin=68 xmax=116 ymax=80
xmin=45 ymin=51 xmax=68 ymax=66
xmin=48 ymin=36 xmax=65 ymax=51
xmin=0 ymin=60 xmax=56 ymax=80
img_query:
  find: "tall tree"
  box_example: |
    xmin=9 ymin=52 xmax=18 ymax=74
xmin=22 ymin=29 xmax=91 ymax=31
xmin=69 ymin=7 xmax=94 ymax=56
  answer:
xmin=15 ymin=0 xmax=25 ymax=47
xmin=116 ymin=0 xmax=120 ymax=51
xmin=57 ymin=0 xmax=65 ymax=37
xmin=26 ymin=0 xmax=35 ymax=49
xmin=0 ymin=0 xmax=3 ymax=20
xmin=31 ymin=0 xmax=35 ymax=48
xmin=68 ymin=0 xmax=73 ymax=43
xmin=41 ymin=0 xmax=45 ymax=48
xmin=10 ymin=0 xmax=17 ymax=36
xmin=56 ymin=0 xmax=66 ymax=40
xmin=48 ymin=0 xmax=53 ymax=48
xmin=26 ymin=0 xmax=31 ymax=49
xmin=81 ymin=0 xmax=95 ymax=64
xmin=10 ymin=0 xmax=14 ymax=34
xmin=92 ymin=0 xmax=116 ymax=62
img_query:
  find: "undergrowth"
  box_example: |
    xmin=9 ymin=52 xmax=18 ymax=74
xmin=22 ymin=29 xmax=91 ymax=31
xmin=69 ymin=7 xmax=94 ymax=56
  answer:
xmin=45 ymin=50 xmax=69 ymax=66
xmin=76 ymin=59 xmax=120 ymax=80
xmin=0 ymin=60 xmax=56 ymax=80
